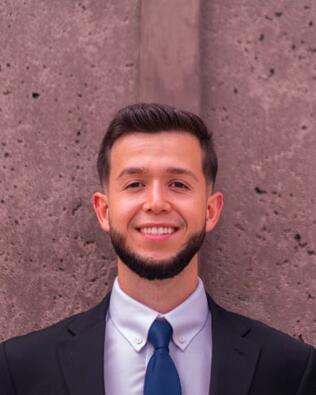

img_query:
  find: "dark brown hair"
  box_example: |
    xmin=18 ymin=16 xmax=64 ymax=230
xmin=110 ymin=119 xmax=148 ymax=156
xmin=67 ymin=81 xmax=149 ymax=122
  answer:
xmin=97 ymin=103 xmax=218 ymax=187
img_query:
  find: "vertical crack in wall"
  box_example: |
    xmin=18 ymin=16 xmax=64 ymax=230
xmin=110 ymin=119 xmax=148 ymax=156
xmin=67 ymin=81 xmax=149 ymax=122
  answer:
xmin=139 ymin=0 xmax=201 ymax=114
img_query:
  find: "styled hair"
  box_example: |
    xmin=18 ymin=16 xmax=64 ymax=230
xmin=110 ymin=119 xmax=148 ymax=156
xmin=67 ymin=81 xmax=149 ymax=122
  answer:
xmin=97 ymin=103 xmax=218 ymax=187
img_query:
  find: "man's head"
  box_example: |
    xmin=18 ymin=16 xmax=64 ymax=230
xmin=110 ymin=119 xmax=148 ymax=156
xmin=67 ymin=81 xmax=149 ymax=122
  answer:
xmin=93 ymin=103 xmax=223 ymax=281
xmin=97 ymin=103 xmax=218 ymax=189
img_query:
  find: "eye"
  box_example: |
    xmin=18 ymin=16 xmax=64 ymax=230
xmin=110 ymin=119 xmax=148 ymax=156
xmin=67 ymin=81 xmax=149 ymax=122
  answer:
xmin=125 ymin=181 xmax=144 ymax=189
xmin=169 ymin=181 xmax=189 ymax=190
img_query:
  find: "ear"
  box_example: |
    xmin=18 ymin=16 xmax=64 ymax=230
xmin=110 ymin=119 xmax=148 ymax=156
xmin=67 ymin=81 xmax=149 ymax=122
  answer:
xmin=92 ymin=192 xmax=110 ymax=232
xmin=205 ymin=191 xmax=224 ymax=232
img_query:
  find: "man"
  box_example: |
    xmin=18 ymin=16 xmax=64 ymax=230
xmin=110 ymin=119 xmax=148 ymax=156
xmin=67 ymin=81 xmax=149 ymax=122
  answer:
xmin=0 ymin=103 xmax=315 ymax=395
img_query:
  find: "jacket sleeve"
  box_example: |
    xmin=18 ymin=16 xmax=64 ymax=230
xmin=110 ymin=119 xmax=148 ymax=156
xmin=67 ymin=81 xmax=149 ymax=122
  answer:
xmin=0 ymin=342 xmax=16 ymax=395
xmin=296 ymin=346 xmax=316 ymax=395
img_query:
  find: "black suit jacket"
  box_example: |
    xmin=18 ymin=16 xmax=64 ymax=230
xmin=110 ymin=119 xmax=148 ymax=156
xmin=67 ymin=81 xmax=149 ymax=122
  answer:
xmin=1 ymin=293 xmax=316 ymax=395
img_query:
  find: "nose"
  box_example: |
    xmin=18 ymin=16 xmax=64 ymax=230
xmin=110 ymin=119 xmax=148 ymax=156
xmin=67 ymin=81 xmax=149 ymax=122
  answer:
xmin=142 ymin=183 xmax=171 ymax=214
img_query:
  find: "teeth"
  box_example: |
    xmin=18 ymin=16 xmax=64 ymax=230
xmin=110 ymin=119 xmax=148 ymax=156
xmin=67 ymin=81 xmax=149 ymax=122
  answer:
xmin=139 ymin=227 xmax=176 ymax=235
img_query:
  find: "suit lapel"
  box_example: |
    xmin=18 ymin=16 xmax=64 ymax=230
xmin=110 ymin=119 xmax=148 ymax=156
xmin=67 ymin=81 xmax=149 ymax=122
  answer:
xmin=58 ymin=294 xmax=111 ymax=395
xmin=56 ymin=290 xmax=260 ymax=395
xmin=208 ymin=296 xmax=261 ymax=395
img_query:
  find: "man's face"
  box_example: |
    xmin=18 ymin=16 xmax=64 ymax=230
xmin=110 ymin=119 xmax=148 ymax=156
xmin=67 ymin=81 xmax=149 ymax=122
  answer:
xmin=93 ymin=131 xmax=223 ymax=280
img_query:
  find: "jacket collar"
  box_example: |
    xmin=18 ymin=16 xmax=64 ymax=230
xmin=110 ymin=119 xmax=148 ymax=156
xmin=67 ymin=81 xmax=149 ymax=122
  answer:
xmin=207 ymin=295 xmax=261 ymax=395
xmin=58 ymin=292 xmax=260 ymax=395
xmin=58 ymin=293 xmax=111 ymax=395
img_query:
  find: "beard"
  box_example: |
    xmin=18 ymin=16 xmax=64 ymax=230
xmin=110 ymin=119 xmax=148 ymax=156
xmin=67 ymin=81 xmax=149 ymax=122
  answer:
xmin=108 ymin=225 xmax=206 ymax=280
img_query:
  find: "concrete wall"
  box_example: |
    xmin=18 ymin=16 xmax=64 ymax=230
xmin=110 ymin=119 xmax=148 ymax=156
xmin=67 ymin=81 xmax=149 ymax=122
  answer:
xmin=200 ymin=0 xmax=316 ymax=346
xmin=1 ymin=1 xmax=315 ymax=345
xmin=0 ymin=0 xmax=139 ymax=339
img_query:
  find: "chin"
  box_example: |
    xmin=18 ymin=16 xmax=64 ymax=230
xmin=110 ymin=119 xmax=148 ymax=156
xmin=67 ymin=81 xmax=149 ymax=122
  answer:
xmin=110 ymin=225 xmax=205 ymax=281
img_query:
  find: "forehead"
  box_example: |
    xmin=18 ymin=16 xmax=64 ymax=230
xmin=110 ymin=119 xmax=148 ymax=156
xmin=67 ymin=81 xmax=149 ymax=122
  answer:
xmin=109 ymin=132 xmax=203 ymax=174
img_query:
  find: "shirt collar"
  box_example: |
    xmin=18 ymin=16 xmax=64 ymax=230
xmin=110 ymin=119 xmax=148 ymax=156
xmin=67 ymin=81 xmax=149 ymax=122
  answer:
xmin=108 ymin=277 xmax=210 ymax=352
xmin=164 ymin=278 xmax=210 ymax=350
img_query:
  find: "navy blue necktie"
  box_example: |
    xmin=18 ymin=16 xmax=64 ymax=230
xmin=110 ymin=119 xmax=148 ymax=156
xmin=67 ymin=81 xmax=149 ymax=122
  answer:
xmin=144 ymin=318 xmax=182 ymax=395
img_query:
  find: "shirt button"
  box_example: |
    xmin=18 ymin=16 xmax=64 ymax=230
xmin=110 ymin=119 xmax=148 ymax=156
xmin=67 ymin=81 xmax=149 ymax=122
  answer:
xmin=135 ymin=336 xmax=143 ymax=345
xmin=179 ymin=336 xmax=185 ymax=343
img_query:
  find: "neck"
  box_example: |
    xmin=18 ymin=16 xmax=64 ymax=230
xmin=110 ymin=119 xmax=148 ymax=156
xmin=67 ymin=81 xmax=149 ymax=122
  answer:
xmin=117 ymin=258 xmax=199 ymax=314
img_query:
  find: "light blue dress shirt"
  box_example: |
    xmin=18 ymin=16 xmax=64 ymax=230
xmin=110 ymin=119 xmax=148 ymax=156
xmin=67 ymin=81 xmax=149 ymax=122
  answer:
xmin=104 ymin=277 xmax=212 ymax=395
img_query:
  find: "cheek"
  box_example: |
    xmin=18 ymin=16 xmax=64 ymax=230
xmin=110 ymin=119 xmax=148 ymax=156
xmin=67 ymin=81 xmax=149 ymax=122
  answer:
xmin=108 ymin=196 xmax=140 ymax=226
xmin=179 ymin=200 xmax=207 ymax=228
xmin=193 ymin=201 xmax=209 ymax=226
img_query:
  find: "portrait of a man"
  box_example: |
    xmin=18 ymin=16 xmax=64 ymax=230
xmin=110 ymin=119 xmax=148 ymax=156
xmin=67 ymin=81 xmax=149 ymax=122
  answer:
xmin=1 ymin=103 xmax=315 ymax=394
xmin=1 ymin=1 xmax=316 ymax=395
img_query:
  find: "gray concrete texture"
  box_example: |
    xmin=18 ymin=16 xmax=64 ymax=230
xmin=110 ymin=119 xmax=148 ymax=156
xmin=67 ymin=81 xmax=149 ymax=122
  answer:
xmin=200 ymin=0 xmax=316 ymax=346
xmin=139 ymin=0 xmax=201 ymax=114
xmin=0 ymin=0 xmax=315 ymax=346
xmin=0 ymin=0 xmax=139 ymax=338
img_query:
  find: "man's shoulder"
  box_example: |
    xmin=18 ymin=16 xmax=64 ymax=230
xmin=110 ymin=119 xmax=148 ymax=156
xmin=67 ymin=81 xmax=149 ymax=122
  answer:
xmin=0 ymin=295 xmax=110 ymax=393
xmin=1 ymin=294 xmax=110 ymax=360
xmin=228 ymin=305 xmax=310 ymax=345
xmin=4 ymin=311 xmax=79 ymax=352
xmin=208 ymin=296 xmax=316 ymax=394
xmin=209 ymin=295 xmax=315 ymax=361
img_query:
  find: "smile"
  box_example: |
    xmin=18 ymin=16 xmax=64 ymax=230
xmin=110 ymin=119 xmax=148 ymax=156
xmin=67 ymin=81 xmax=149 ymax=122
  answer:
xmin=138 ymin=226 xmax=178 ymax=235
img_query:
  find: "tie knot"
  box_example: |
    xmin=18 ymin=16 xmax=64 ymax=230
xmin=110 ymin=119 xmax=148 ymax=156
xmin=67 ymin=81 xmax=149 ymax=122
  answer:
xmin=148 ymin=318 xmax=173 ymax=350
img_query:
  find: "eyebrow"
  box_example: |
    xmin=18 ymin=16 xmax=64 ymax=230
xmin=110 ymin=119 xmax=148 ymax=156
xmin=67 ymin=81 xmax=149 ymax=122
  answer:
xmin=116 ymin=166 xmax=198 ymax=182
